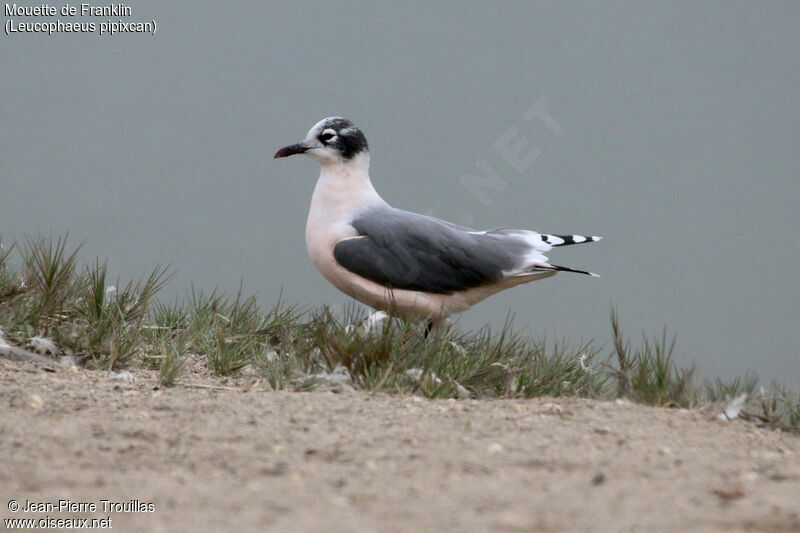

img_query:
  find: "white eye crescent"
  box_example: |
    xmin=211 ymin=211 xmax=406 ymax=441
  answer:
xmin=319 ymin=128 xmax=337 ymax=142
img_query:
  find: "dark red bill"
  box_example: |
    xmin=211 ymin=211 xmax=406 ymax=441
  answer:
xmin=274 ymin=143 xmax=309 ymax=158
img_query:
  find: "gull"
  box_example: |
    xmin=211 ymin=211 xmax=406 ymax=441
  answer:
xmin=275 ymin=117 xmax=601 ymax=329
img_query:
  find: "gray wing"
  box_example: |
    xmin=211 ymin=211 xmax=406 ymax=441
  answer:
xmin=332 ymin=207 xmax=533 ymax=294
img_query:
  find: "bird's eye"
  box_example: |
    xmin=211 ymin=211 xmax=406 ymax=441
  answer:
xmin=319 ymin=132 xmax=335 ymax=143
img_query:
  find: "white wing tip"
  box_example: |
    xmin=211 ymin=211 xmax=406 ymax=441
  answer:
xmin=589 ymin=272 xmax=600 ymax=278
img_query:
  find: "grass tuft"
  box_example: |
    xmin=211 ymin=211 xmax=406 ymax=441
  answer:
xmin=744 ymin=384 xmax=800 ymax=432
xmin=704 ymin=372 xmax=759 ymax=402
xmin=0 ymin=233 xmax=798 ymax=432
xmin=22 ymin=233 xmax=82 ymax=326
xmin=608 ymin=307 xmax=697 ymax=408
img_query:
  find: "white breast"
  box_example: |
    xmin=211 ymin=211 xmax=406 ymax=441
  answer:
xmin=305 ymin=156 xmax=384 ymax=295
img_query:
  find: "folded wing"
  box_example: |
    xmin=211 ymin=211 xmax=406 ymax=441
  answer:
xmin=332 ymin=207 xmax=552 ymax=294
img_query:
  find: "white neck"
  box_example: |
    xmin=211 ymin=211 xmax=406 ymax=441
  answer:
xmin=307 ymin=152 xmax=387 ymax=224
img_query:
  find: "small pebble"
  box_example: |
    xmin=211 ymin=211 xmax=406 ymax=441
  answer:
xmin=27 ymin=393 xmax=44 ymax=410
xmin=487 ymin=442 xmax=504 ymax=454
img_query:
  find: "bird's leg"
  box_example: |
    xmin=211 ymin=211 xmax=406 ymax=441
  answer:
xmin=424 ymin=319 xmax=435 ymax=339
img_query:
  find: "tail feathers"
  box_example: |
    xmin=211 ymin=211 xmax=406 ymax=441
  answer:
xmin=540 ymin=234 xmax=602 ymax=247
xmin=528 ymin=263 xmax=600 ymax=278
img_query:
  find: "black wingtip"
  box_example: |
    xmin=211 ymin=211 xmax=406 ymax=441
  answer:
xmin=532 ymin=263 xmax=599 ymax=277
xmin=541 ymin=234 xmax=603 ymax=246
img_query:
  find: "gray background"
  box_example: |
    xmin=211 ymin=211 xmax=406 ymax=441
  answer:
xmin=2 ymin=2 xmax=798 ymax=384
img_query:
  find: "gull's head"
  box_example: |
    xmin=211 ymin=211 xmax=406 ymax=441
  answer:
xmin=274 ymin=117 xmax=369 ymax=165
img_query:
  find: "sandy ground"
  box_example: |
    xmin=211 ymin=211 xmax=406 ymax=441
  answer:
xmin=1 ymin=357 xmax=799 ymax=533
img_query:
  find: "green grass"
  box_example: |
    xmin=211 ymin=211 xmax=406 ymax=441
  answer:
xmin=609 ymin=307 xmax=697 ymax=407
xmin=1 ymin=233 xmax=798 ymax=433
